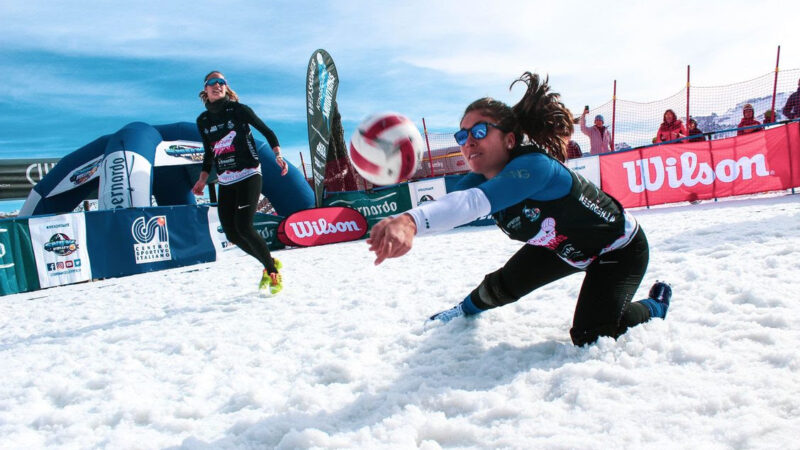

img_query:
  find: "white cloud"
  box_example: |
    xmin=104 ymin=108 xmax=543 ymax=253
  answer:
xmin=3 ymin=0 xmax=800 ymax=135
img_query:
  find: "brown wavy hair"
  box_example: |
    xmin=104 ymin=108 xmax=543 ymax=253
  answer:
xmin=462 ymin=72 xmax=573 ymax=162
xmin=198 ymin=70 xmax=239 ymax=104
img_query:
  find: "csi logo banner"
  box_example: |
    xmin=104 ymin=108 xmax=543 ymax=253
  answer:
xmin=278 ymin=207 xmax=367 ymax=247
xmin=132 ymin=216 xmax=172 ymax=264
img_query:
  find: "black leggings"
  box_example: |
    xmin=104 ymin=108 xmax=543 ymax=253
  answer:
xmin=470 ymin=227 xmax=651 ymax=346
xmin=217 ymin=174 xmax=278 ymax=273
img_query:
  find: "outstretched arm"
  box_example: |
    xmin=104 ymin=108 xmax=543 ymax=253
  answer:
xmin=367 ymin=213 xmax=418 ymax=265
xmin=367 ymin=188 xmax=491 ymax=265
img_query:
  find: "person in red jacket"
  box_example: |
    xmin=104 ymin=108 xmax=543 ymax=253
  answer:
xmin=737 ymin=104 xmax=762 ymax=136
xmin=655 ymin=109 xmax=687 ymax=143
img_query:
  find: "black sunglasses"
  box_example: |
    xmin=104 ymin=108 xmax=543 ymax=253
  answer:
xmin=454 ymin=122 xmax=505 ymax=145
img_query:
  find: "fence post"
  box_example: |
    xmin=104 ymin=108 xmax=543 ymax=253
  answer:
xmin=299 ymin=152 xmax=308 ymax=181
xmin=422 ymin=117 xmax=435 ymax=178
xmin=770 ymin=45 xmax=781 ymax=121
xmin=686 ymin=65 xmax=691 ymax=127
xmin=611 ymin=80 xmax=617 ymax=151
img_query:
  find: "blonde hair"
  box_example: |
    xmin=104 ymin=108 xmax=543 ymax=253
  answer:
xmin=198 ymin=71 xmax=239 ymax=104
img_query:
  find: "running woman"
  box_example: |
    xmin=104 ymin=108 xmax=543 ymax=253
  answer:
xmin=367 ymin=72 xmax=671 ymax=346
xmin=192 ymin=71 xmax=287 ymax=296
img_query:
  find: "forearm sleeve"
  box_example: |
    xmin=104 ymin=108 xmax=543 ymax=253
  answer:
xmin=405 ymin=188 xmax=491 ymax=236
xmin=197 ymin=119 xmax=214 ymax=173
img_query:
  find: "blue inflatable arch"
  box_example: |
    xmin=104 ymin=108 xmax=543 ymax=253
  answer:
xmin=19 ymin=122 xmax=315 ymax=217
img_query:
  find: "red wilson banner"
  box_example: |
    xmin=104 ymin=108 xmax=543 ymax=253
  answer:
xmin=600 ymin=122 xmax=800 ymax=208
xmin=278 ymin=206 xmax=368 ymax=247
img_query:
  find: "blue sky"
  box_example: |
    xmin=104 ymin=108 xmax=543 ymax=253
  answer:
xmin=2 ymin=0 xmax=800 ymax=209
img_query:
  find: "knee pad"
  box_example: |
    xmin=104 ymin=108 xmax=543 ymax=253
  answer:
xmin=471 ymin=270 xmax=519 ymax=309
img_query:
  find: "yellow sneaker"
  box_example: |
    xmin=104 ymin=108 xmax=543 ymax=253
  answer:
xmin=259 ymin=269 xmax=282 ymax=296
xmin=273 ymin=257 xmax=283 ymax=271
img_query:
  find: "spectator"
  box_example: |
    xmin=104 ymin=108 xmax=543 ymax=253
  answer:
xmin=763 ymin=109 xmax=775 ymax=124
xmin=782 ymin=78 xmax=800 ymax=120
xmin=687 ymin=118 xmax=706 ymax=142
xmin=737 ymin=103 xmax=761 ymax=136
xmin=579 ymin=110 xmax=612 ymax=154
xmin=655 ymin=109 xmax=686 ymax=143
xmin=566 ymin=140 xmax=582 ymax=159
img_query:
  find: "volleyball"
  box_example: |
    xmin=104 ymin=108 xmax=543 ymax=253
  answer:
xmin=348 ymin=112 xmax=425 ymax=186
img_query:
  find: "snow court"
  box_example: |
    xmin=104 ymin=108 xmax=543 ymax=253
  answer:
xmin=1 ymin=195 xmax=799 ymax=448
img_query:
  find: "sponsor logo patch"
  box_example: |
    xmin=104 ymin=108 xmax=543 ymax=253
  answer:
xmin=279 ymin=207 xmax=367 ymax=247
xmin=132 ymin=216 xmax=171 ymax=264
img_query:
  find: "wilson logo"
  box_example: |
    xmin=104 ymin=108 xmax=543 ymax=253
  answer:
xmin=279 ymin=207 xmax=367 ymax=247
xmin=288 ymin=219 xmax=361 ymax=238
xmin=622 ymin=152 xmax=770 ymax=193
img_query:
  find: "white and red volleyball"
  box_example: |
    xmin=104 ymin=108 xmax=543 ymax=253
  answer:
xmin=348 ymin=112 xmax=424 ymax=186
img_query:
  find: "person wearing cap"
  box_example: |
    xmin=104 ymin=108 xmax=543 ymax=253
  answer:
xmin=655 ymin=109 xmax=687 ymax=143
xmin=737 ymin=104 xmax=762 ymax=136
xmin=579 ymin=109 xmax=612 ymax=155
xmin=782 ymin=78 xmax=800 ymax=120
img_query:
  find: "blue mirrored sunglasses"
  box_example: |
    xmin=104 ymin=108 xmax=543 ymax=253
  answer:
xmin=205 ymin=78 xmax=227 ymax=87
xmin=454 ymin=122 xmax=505 ymax=145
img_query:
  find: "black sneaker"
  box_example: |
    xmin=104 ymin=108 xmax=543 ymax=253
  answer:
xmin=640 ymin=281 xmax=672 ymax=319
xmin=648 ymin=281 xmax=672 ymax=305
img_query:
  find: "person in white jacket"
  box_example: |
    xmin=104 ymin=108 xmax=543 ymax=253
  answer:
xmin=579 ymin=110 xmax=612 ymax=154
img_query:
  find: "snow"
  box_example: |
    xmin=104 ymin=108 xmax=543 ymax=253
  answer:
xmin=2 ymin=194 xmax=800 ymax=449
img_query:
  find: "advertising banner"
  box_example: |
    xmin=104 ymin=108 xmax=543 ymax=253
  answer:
xmin=0 ymin=218 xmax=40 ymax=295
xmin=85 ymin=206 xmax=216 ymax=279
xmin=322 ymin=185 xmax=412 ymax=229
xmin=600 ymin=122 xmax=800 ymax=208
xmin=566 ymin=155 xmax=601 ymax=188
xmin=206 ymin=206 xmax=237 ymax=258
xmin=46 ymin=155 xmax=103 ymax=198
xmin=278 ymin=207 xmax=367 ymax=247
xmin=154 ymin=140 xmax=205 ymax=167
xmin=0 ymin=158 xmax=59 ymax=200
xmin=408 ymin=178 xmax=447 ymax=207
xmin=28 ymin=213 xmax=92 ymax=289
xmin=306 ymin=49 xmax=341 ymax=205
xmin=253 ymin=213 xmax=285 ymax=251
xmin=97 ymin=151 xmax=153 ymax=209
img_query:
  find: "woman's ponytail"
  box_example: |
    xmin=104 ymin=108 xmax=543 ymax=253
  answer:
xmin=510 ymin=72 xmax=573 ymax=162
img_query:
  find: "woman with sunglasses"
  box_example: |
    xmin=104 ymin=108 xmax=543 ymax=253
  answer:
xmin=367 ymin=72 xmax=671 ymax=346
xmin=192 ymin=71 xmax=288 ymax=296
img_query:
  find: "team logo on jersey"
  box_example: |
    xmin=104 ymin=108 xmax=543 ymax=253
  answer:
xmin=527 ymin=217 xmax=568 ymax=250
xmin=505 ymin=217 xmax=522 ymax=230
xmin=522 ymin=206 xmax=541 ymax=222
xmin=131 ymin=216 xmax=171 ymax=264
xmin=213 ymin=131 xmax=237 ymax=156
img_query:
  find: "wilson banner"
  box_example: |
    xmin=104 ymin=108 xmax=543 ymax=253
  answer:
xmin=278 ymin=207 xmax=367 ymax=247
xmin=599 ymin=122 xmax=800 ymax=208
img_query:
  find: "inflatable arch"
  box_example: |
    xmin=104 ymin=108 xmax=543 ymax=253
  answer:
xmin=19 ymin=122 xmax=315 ymax=217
